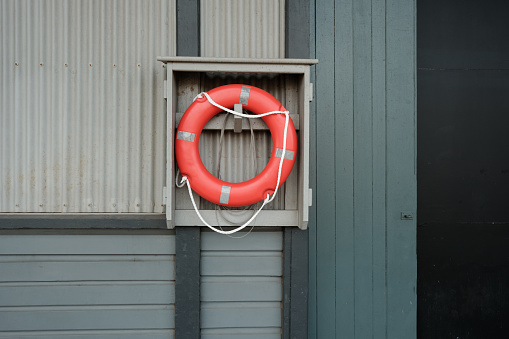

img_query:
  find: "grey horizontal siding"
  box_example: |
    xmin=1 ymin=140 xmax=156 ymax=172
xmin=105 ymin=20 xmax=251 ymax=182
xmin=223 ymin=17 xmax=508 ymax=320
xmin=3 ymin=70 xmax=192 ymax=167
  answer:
xmin=202 ymin=302 xmax=282 ymax=328
xmin=0 ymin=257 xmax=174 ymax=282
xmin=200 ymin=231 xmax=283 ymax=250
xmin=201 ymin=276 xmax=282 ymax=302
xmin=0 ymin=234 xmax=175 ymax=254
xmin=200 ymin=231 xmax=283 ymax=337
xmin=0 ymin=306 xmax=174 ymax=331
xmin=201 ymin=251 xmax=282 ymax=276
xmin=201 ymin=328 xmax=281 ymax=339
xmin=0 ymin=330 xmax=173 ymax=339
xmin=0 ymin=281 xmax=174 ymax=306
xmin=0 ymin=233 xmax=176 ymax=338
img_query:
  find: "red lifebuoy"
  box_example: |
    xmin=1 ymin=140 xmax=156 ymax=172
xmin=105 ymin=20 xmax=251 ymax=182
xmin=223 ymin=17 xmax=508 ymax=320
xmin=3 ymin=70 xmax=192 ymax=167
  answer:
xmin=175 ymin=84 xmax=298 ymax=207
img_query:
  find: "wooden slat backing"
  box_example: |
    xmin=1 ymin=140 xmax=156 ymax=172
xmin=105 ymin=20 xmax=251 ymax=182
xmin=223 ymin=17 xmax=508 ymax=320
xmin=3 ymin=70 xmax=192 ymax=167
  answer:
xmin=0 ymin=233 xmax=176 ymax=337
xmin=200 ymin=231 xmax=283 ymax=336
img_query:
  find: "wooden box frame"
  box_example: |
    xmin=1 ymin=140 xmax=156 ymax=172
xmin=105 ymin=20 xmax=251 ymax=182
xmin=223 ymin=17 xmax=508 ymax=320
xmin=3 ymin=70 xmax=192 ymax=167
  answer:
xmin=157 ymin=57 xmax=317 ymax=229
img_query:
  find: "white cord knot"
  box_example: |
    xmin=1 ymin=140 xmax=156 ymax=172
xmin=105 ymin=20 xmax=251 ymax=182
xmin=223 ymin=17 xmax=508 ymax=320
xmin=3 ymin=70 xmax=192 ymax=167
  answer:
xmin=194 ymin=93 xmax=205 ymax=101
xmin=175 ymin=170 xmax=187 ymax=188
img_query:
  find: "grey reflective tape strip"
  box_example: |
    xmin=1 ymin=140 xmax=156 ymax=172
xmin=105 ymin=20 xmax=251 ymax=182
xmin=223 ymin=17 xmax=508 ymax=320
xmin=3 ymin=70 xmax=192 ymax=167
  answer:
xmin=177 ymin=131 xmax=196 ymax=142
xmin=220 ymin=186 xmax=231 ymax=204
xmin=275 ymin=148 xmax=294 ymax=160
xmin=239 ymin=86 xmax=251 ymax=105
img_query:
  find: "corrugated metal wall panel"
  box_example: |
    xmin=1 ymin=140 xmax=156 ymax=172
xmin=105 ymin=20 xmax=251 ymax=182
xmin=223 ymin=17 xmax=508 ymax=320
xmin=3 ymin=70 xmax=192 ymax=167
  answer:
xmin=0 ymin=233 xmax=176 ymax=338
xmin=200 ymin=0 xmax=285 ymax=58
xmin=0 ymin=0 xmax=175 ymax=213
xmin=200 ymin=231 xmax=283 ymax=337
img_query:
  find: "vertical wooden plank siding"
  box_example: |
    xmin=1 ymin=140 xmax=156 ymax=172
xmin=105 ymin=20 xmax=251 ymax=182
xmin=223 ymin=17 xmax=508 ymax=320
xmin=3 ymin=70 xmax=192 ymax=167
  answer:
xmin=334 ymin=0 xmax=355 ymax=337
xmin=371 ymin=0 xmax=388 ymax=337
xmin=314 ymin=0 xmax=337 ymax=337
xmin=385 ymin=0 xmax=417 ymax=337
xmin=311 ymin=0 xmax=416 ymax=338
xmin=352 ymin=0 xmax=374 ymax=337
xmin=307 ymin=0 xmax=318 ymax=336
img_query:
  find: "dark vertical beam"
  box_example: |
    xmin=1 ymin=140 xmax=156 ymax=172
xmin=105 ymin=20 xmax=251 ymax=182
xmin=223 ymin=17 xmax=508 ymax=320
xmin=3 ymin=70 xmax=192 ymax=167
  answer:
xmin=175 ymin=227 xmax=201 ymax=339
xmin=282 ymin=228 xmax=292 ymax=339
xmin=285 ymin=1 xmax=311 ymax=338
xmin=283 ymin=228 xmax=310 ymax=339
xmin=290 ymin=228 xmax=309 ymax=338
xmin=176 ymin=0 xmax=200 ymax=56
xmin=175 ymin=2 xmax=201 ymax=336
xmin=286 ymin=0 xmax=310 ymax=59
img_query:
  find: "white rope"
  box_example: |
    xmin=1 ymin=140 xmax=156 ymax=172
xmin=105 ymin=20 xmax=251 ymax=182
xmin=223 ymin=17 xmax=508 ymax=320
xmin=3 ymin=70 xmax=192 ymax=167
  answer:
xmin=177 ymin=91 xmax=290 ymax=235
xmin=181 ymin=175 xmax=269 ymax=235
xmin=214 ymin=112 xmax=257 ymax=238
xmin=175 ymin=168 xmax=186 ymax=188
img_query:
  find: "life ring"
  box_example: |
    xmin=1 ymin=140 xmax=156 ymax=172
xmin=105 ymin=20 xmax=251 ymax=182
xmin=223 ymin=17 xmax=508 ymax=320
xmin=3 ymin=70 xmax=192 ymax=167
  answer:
xmin=175 ymin=84 xmax=298 ymax=207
